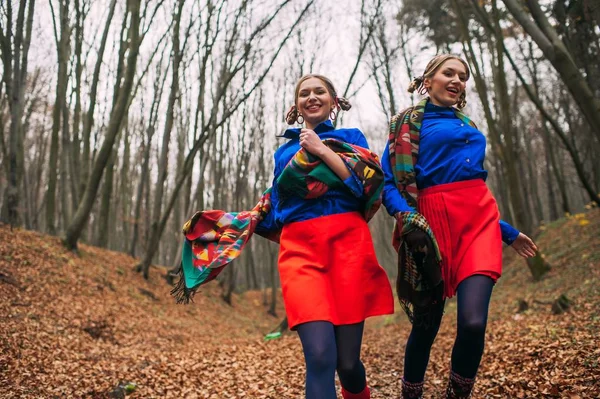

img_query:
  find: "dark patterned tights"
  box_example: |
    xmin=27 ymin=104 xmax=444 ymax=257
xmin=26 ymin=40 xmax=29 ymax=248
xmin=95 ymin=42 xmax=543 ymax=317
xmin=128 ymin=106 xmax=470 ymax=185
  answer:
xmin=403 ymin=275 xmax=495 ymax=383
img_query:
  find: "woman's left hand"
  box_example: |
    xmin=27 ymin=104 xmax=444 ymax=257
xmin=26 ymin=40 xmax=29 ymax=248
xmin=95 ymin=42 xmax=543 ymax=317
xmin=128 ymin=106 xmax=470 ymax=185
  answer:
xmin=510 ymin=232 xmax=538 ymax=258
xmin=299 ymin=129 xmax=327 ymax=157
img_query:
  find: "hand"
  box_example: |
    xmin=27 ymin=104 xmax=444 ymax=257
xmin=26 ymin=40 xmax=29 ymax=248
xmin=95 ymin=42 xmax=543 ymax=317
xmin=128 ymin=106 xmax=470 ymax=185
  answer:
xmin=299 ymin=129 xmax=326 ymax=157
xmin=404 ymin=229 xmax=432 ymax=254
xmin=511 ymin=232 xmax=538 ymax=258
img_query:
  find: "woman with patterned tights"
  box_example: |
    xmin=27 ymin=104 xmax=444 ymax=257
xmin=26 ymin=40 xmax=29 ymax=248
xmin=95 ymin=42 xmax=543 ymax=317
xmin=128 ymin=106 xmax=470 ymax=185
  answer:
xmin=381 ymin=55 xmax=538 ymax=398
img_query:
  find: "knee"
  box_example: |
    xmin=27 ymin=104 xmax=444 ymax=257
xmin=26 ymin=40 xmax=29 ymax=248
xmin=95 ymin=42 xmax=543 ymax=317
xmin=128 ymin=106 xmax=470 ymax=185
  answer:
xmin=336 ymin=357 xmax=362 ymax=377
xmin=408 ymin=323 xmax=440 ymax=347
xmin=305 ymin=345 xmax=337 ymax=373
xmin=458 ymin=315 xmax=487 ymax=338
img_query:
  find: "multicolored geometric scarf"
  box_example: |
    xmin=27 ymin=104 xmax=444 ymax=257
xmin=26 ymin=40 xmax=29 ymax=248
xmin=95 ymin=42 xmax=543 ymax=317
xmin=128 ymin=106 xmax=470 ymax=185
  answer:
xmin=388 ymin=97 xmax=477 ymax=324
xmin=171 ymin=139 xmax=384 ymax=303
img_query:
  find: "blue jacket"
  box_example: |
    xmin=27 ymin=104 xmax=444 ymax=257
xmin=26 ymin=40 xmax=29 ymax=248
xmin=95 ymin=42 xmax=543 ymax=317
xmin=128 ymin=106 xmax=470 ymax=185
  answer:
xmin=381 ymin=102 xmax=520 ymax=244
xmin=256 ymin=120 xmax=369 ymax=233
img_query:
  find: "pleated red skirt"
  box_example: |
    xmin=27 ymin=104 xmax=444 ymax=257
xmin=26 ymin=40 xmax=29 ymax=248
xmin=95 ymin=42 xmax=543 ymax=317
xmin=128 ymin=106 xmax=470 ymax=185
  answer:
xmin=418 ymin=179 xmax=503 ymax=298
xmin=278 ymin=212 xmax=394 ymax=330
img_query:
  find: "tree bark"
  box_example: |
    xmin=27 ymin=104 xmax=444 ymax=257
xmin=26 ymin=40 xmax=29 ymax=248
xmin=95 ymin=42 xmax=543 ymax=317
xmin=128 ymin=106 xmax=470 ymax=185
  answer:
xmin=46 ymin=0 xmax=71 ymax=234
xmin=97 ymin=145 xmax=117 ymax=248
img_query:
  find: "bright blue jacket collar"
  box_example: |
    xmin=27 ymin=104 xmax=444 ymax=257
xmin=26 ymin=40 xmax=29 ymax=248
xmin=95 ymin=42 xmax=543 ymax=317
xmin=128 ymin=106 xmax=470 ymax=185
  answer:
xmin=278 ymin=119 xmax=334 ymax=139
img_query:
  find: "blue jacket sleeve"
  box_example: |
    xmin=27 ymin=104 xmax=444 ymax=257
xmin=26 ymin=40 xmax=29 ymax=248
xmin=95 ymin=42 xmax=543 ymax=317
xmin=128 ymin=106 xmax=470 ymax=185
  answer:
xmin=499 ymin=219 xmax=520 ymax=245
xmin=381 ymin=143 xmax=415 ymax=215
xmin=255 ymin=156 xmax=282 ymax=233
xmin=340 ymin=129 xmax=368 ymax=198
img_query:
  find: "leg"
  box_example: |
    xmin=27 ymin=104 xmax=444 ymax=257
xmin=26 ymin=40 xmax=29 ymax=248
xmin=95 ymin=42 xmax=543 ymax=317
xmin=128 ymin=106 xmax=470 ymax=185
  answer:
xmin=334 ymin=322 xmax=369 ymax=398
xmin=447 ymin=274 xmax=495 ymax=398
xmin=296 ymin=321 xmax=338 ymax=399
xmin=452 ymin=275 xmax=494 ymax=377
xmin=403 ymin=300 xmax=445 ymax=383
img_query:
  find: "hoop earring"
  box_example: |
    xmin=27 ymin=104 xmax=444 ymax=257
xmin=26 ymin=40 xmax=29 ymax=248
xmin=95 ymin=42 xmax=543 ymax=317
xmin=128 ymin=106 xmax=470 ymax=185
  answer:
xmin=329 ymin=109 xmax=337 ymax=121
xmin=297 ymin=114 xmax=304 ymax=124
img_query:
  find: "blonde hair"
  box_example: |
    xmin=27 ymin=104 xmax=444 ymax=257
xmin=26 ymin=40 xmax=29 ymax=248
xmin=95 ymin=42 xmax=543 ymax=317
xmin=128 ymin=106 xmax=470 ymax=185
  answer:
xmin=408 ymin=54 xmax=470 ymax=109
xmin=285 ymin=74 xmax=352 ymax=125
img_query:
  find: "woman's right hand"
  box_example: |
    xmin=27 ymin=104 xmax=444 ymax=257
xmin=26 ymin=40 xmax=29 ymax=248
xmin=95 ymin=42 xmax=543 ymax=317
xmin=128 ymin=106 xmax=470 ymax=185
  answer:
xmin=299 ymin=128 xmax=327 ymax=157
xmin=404 ymin=229 xmax=432 ymax=253
xmin=395 ymin=212 xmax=432 ymax=252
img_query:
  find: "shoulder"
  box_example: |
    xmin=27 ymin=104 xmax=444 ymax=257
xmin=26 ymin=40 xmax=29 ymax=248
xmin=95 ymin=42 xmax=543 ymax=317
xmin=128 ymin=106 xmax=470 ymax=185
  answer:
xmin=274 ymin=140 xmax=292 ymax=159
xmin=333 ymin=127 xmax=367 ymax=145
xmin=391 ymin=106 xmax=415 ymax=123
xmin=335 ymin=126 xmax=364 ymax=137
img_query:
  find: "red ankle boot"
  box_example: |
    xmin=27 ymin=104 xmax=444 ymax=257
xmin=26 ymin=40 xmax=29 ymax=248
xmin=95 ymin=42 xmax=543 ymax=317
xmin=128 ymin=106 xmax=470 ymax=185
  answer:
xmin=341 ymin=384 xmax=370 ymax=399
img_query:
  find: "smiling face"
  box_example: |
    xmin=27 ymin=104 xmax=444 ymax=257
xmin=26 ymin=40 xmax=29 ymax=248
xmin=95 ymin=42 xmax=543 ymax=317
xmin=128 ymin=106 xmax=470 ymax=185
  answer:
xmin=424 ymin=58 xmax=468 ymax=107
xmin=296 ymin=77 xmax=336 ymax=130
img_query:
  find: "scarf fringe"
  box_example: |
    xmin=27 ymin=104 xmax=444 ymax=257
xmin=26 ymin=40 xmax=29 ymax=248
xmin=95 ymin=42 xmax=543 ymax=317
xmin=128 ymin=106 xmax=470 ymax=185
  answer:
xmin=399 ymin=282 xmax=444 ymax=329
xmin=170 ymin=264 xmax=196 ymax=304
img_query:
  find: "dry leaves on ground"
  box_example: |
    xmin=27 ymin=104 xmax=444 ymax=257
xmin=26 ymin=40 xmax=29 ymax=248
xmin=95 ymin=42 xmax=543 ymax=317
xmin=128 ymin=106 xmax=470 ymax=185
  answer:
xmin=1 ymin=209 xmax=599 ymax=398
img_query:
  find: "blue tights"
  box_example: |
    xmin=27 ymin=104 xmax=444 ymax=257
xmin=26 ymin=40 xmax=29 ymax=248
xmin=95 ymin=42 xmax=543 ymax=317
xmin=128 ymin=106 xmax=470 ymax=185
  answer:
xmin=403 ymin=275 xmax=494 ymax=382
xmin=296 ymin=321 xmax=367 ymax=399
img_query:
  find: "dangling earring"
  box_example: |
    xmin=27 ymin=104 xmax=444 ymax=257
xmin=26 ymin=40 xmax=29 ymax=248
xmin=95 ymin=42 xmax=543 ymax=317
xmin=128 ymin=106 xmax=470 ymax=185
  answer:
xmin=329 ymin=108 xmax=337 ymax=121
xmin=297 ymin=113 xmax=304 ymax=124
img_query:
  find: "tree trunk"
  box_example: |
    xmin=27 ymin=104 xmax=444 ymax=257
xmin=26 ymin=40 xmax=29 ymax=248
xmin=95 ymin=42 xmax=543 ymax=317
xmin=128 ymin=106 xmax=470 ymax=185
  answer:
xmin=0 ymin=0 xmax=35 ymax=227
xmin=119 ymin=126 xmax=131 ymax=252
xmin=138 ymin=0 xmax=185 ymax=276
xmin=221 ymin=264 xmax=236 ymax=306
xmin=542 ymin=131 xmax=559 ymax=221
xmin=80 ymin=0 xmax=117 ymax=198
xmin=59 ymin=89 xmax=72 ymax=231
xmin=63 ymin=0 xmax=142 ymax=251
xmin=46 ymin=0 xmax=70 ymax=234
xmin=97 ymin=146 xmax=116 ymax=248
xmin=70 ymin=0 xmax=85 ymax=208
xmin=523 ymin=122 xmax=544 ymax=224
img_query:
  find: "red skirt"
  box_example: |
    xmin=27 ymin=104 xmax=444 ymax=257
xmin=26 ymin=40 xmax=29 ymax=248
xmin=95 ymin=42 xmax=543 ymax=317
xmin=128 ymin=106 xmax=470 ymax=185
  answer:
xmin=278 ymin=212 xmax=394 ymax=330
xmin=418 ymin=179 xmax=502 ymax=298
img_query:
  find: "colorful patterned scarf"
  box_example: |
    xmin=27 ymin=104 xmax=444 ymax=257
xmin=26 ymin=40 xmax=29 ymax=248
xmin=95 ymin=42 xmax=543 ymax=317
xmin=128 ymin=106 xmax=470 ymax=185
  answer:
xmin=171 ymin=139 xmax=384 ymax=303
xmin=388 ymin=97 xmax=477 ymax=324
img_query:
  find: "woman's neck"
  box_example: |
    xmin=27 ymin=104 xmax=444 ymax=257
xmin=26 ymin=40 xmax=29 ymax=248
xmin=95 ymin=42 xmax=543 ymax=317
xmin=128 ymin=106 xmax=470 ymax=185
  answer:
xmin=428 ymin=97 xmax=453 ymax=108
xmin=305 ymin=118 xmax=329 ymax=130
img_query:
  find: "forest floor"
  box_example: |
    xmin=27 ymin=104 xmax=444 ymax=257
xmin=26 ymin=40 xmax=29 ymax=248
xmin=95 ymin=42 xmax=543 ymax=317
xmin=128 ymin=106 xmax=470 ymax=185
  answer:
xmin=1 ymin=208 xmax=599 ymax=398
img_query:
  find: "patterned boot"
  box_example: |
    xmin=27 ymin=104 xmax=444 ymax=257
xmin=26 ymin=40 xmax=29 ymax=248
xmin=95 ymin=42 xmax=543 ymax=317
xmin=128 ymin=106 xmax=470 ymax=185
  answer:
xmin=341 ymin=383 xmax=370 ymax=399
xmin=401 ymin=378 xmax=424 ymax=399
xmin=445 ymin=370 xmax=475 ymax=399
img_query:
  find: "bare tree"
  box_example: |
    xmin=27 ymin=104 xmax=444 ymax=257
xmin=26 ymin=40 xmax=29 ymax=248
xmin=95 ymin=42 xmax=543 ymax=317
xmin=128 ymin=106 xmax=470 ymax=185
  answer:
xmin=46 ymin=0 xmax=71 ymax=234
xmin=136 ymin=0 xmax=315 ymax=278
xmin=79 ymin=0 xmax=117 ymax=199
xmin=502 ymin=0 xmax=600 ymax=142
xmin=64 ymin=0 xmax=144 ymax=250
xmin=0 ymin=0 xmax=36 ymax=227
